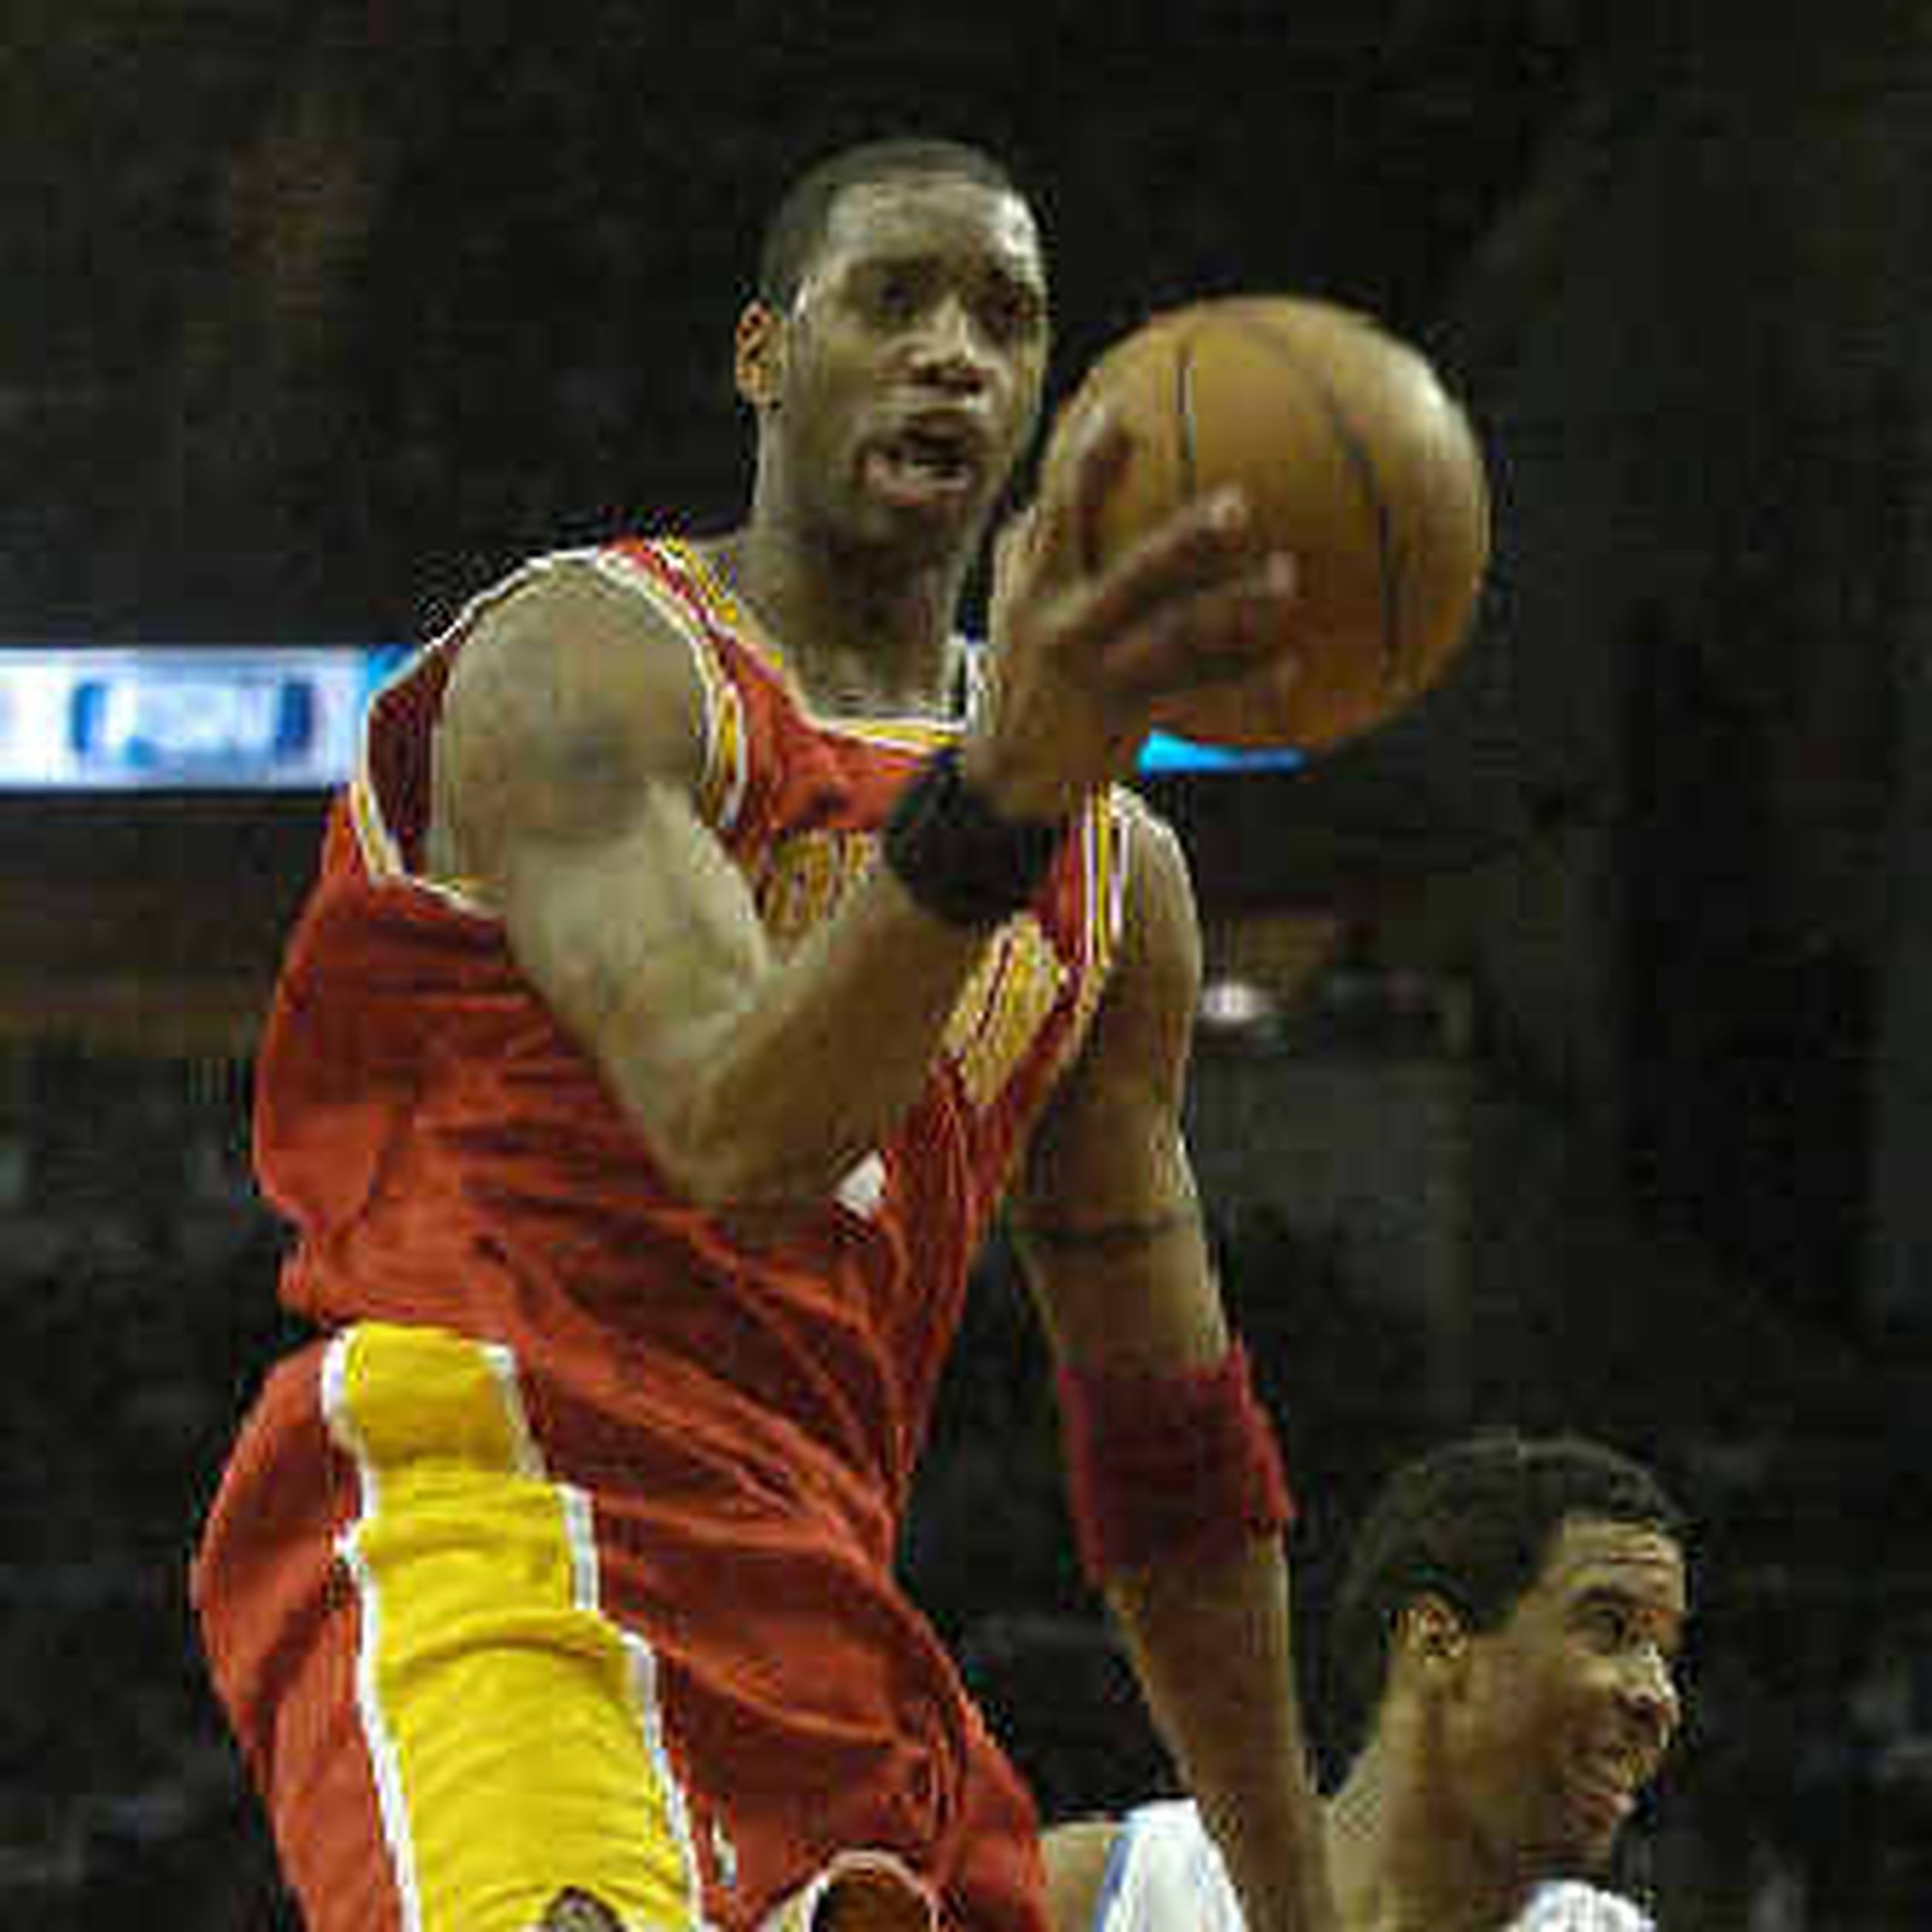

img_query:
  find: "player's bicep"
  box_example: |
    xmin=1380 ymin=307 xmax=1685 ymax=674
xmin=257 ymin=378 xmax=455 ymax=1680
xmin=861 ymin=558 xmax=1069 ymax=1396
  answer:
xmin=1019 ymin=804 xmax=1199 ymax=1204
xmin=497 ymin=782 xmax=772 ymax=1090
xmin=434 ymin=567 xmax=770 ymax=1127
xmin=1012 ymin=804 xmax=1226 ymax=1367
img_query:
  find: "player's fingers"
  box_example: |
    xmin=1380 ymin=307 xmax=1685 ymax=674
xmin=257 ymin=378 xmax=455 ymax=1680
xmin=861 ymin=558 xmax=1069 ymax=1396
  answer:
xmin=1148 ymin=641 xmax=1307 ymax=747
xmin=1033 ymin=403 xmax=1135 ymax=580
xmin=1094 ymin=554 xmax=1301 ymax=701
xmin=1075 ymin=487 xmax=1284 ymax=644
xmin=988 ymin=505 xmax=1039 ymax=635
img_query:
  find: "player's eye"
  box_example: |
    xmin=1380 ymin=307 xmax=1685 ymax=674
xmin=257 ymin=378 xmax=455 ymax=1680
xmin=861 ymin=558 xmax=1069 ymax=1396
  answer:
xmin=862 ymin=267 xmax=929 ymax=326
xmin=977 ymin=281 xmax=1044 ymax=346
xmin=1578 ymin=1597 xmax=1637 ymax=1651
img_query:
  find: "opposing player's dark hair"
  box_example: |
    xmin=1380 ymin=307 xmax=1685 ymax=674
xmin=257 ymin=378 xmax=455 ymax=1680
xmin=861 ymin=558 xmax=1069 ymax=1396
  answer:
xmin=757 ymin=136 xmax=1028 ymax=308
xmin=1328 ymin=1431 xmax=1688 ymax=1765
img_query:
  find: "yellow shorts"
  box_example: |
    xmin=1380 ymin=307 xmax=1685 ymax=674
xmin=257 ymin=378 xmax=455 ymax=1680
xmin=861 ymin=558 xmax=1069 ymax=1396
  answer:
xmin=196 ymin=1324 xmax=945 ymax=1932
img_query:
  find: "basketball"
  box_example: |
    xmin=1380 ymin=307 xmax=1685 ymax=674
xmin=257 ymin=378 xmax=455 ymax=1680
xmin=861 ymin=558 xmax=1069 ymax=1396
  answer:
xmin=1042 ymin=294 xmax=1492 ymax=754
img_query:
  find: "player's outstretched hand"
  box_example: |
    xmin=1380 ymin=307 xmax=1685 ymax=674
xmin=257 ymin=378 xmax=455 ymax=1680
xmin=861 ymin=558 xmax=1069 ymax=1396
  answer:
xmin=961 ymin=404 xmax=1300 ymax=824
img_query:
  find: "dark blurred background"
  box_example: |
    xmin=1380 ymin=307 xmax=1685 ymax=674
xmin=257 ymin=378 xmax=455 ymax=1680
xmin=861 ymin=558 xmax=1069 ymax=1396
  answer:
xmin=4 ymin=2 xmax=1931 ymax=1924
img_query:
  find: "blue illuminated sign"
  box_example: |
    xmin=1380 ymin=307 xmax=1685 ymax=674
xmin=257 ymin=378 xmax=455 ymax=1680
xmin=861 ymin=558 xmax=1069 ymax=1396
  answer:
xmin=0 ymin=646 xmax=1293 ymax=791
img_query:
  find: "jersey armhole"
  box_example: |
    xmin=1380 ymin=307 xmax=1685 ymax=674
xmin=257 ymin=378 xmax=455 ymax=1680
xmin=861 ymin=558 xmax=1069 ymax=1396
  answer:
xmin=585 ymin=543 xmax=750 ymax=841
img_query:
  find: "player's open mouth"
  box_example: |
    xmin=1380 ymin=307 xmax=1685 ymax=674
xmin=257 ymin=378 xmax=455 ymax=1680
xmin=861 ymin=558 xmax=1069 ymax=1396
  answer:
xmin=863 ymin=423 xmax=982 ymax=508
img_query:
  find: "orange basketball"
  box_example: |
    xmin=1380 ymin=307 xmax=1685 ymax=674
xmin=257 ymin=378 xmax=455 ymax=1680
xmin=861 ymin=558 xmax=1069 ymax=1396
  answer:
xmin=1042 ymin=294 xmax=1492 ymax=753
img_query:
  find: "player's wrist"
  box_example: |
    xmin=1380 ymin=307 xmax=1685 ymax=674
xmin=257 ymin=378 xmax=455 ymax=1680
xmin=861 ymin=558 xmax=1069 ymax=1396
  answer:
xmin=1057 ymin=1342 xmax=1294 ymax=1580
xmin=883 ymin=744 xmax=1070 ymax=928
xmin=954 ymin=728 xmax=1081 ymax=826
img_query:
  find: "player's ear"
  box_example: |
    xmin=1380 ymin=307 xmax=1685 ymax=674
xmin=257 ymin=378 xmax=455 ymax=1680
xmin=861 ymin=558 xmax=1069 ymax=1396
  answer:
xmin=536 ymin=1888 xmax=624 ymax=1930
xmin=736 ymin=301 xmax=787 ymax=411
xmin=1396 ymin=1593 xmax=1470 ymax=1686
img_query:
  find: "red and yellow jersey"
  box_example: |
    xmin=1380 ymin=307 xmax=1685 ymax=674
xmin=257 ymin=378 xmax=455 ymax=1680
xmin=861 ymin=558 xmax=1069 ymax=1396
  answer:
xmin=255 ymin=533 xmax=1131 ymax=1532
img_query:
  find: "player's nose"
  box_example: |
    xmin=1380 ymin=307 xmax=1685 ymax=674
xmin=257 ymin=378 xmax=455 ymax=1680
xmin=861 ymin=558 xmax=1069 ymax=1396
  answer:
xmin=1619 ymin=1643 xmax=1682 ymax=1747
xmin=907 ymin=297 xmax=992 ymax=389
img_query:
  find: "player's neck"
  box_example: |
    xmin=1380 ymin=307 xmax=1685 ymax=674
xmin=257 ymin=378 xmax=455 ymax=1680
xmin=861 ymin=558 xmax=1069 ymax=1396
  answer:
xmin=1327 ymin=1733 xmax=1534 ymax=1932
xmin=715 ymin=522 xmax=969 ymax=722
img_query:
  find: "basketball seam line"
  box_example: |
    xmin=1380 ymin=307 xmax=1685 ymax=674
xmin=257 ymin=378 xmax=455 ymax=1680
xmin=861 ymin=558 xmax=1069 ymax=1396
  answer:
xmin=1219 ymin=309 xmax=1406 ymax=691
xmin=1174 ymin=328 xmax=1200 ymax=502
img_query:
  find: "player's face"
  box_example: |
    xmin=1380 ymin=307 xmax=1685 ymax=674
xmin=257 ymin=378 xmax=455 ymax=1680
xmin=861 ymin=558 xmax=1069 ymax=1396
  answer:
xmin=1450 ymin=1516 xmax=1687 ymax=1883
xmin=749 ymin=175 xmax=1050 ymax=558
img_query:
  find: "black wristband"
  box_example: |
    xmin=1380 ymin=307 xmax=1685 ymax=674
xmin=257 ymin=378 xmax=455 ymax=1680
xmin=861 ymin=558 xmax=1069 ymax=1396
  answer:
xmin=883 ymin=746 xmax=1068 ymax=928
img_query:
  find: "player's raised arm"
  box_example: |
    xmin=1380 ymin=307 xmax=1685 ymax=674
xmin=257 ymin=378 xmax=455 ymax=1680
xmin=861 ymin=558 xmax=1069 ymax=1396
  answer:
xmin=1011 ymin=799 xmax=1337 ymax=1932
xmin=433 ymin=423 xmax=1294 ymax=1218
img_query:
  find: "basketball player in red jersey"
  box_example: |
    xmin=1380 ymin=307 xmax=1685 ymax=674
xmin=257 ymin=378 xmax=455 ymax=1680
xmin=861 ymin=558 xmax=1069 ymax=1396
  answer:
xmin=193 ymin=138 xmax=1331 ymax=1932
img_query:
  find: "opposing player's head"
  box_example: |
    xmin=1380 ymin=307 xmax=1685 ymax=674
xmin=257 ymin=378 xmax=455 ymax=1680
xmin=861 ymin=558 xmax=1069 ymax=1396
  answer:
xmin=736 ymin=137 xmax=1050 ymax=561
xmin=1330 ymin=1431 xmax=1689 ymax=1879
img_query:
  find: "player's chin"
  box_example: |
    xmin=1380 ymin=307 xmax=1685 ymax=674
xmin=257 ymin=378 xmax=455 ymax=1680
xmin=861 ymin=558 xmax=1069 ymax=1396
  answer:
xmin=1573 ymin=1826 xmax=1623 ymax=1878
xmin=858 ymin=484 xmax=997 ymax=563
xmin=1526 ymin=1789 xmax=1627 ymax=1881
xmin=1548 ymin=1808 xmax=1625 ymax=1879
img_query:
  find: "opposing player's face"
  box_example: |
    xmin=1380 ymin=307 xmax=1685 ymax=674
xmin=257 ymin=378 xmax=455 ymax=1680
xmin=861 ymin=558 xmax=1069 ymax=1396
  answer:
xmin=1451 ymin=1517 xmax=1687 ymax=1883
xmin=754 ymin=175 xmax=1049 ymax=554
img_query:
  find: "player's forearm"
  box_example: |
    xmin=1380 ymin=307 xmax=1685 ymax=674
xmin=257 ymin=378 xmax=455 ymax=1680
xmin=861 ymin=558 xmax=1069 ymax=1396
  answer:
xmin=1109 ymin=1544 xmax=1337 ymax=1932
xmin=608 ymin=855 xmax=993 ymax=1209
xmin=610 ymin=748 xmax=1070 ymax=1210
xmin=508 ymin=758 xmax=1014 ymax=1213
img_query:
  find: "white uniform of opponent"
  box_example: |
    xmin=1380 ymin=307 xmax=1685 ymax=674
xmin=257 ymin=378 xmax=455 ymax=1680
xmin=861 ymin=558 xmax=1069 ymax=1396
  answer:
xmin=1094 ymin=1800 xmax=1656 ymax=1932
